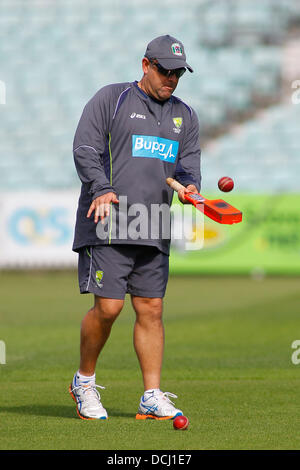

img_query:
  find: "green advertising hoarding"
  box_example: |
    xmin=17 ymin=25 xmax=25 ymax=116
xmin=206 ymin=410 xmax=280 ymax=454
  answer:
xmin=169 ymin=194 xmax=300 ymax=275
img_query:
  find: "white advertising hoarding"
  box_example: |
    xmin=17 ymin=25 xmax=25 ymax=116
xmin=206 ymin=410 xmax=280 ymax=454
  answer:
xmin=0 ymin=191 xmax=205 ymax=268
xmin=0 ymin=192 xmax=79 ymax=267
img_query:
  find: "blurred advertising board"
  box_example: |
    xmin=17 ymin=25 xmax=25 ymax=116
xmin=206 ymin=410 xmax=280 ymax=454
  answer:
xmin=170 ymin=193 xmax=300 ymax=275
xmin=0 ymin=192 xmax=299 ymax=274
xmin=0 ymin=192 xmax=78 ymax=268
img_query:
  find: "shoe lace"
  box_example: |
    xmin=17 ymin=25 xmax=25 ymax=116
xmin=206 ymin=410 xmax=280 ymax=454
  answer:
xmin=160 ymin=391 xmax=178 ymax=407
xmin=72 ymin=383 xmax=105 ymax=406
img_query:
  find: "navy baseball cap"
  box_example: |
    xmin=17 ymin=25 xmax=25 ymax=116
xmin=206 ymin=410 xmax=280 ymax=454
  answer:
xmin=144 ymin=35 xmax=193 ymax=72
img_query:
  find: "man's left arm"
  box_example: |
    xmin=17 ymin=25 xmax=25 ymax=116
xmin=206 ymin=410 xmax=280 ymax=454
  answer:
xmin=175 ymin=109 xmax=201 ymax=203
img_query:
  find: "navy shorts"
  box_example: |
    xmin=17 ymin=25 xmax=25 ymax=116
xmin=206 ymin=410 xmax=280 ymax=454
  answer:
xmin=78 ymin=244 xmax=169 ymax=299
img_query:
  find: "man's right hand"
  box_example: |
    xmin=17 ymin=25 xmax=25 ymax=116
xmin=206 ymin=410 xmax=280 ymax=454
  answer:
xmin=87 ymin=192 xmax=119 ymax=224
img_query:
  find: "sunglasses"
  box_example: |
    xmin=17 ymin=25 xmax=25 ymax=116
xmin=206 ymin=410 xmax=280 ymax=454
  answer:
xmin=150 ymin=60 xmax=186 ymax=79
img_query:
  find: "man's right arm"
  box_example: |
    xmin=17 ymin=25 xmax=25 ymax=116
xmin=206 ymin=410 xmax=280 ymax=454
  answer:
xmin=73 ymin=88 xmax=115 ymax=200
xmin=73 ymin=88 xmax=120 ymax=222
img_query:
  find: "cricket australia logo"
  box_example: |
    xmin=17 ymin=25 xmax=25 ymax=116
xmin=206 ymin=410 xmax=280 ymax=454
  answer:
xmin=95 ymin=270 xmax=104 ymax=288
xmin=171 ymin=43 xmax=183 ymax=56
xmin=173 ymin=117 xmax=183 ymax=134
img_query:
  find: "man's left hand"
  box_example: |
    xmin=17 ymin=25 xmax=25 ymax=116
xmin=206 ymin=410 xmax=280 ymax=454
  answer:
xmin=178 ymin=184 xmax=198 ymax=204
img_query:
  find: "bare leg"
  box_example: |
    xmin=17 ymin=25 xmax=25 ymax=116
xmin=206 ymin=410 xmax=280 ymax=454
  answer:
xmin=79 ymin=296 xmax=124 ymax=376
xmin=131 ymin=296 xmax=164 ymax=391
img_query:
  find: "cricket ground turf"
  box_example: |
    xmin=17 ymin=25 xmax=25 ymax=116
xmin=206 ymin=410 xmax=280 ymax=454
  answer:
xmin=1 ymin=271 xmax=300 ymax=450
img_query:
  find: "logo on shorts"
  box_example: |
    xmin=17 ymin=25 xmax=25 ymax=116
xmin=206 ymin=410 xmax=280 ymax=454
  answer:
xmin=96 ymin=270 xmax=104 ymax=288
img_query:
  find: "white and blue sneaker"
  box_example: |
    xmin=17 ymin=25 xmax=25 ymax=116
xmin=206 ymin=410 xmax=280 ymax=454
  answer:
xmin=69 ymin=372 xmax=108 ymax=420
xmin=136 ymin=389 xmax=183 ymax=420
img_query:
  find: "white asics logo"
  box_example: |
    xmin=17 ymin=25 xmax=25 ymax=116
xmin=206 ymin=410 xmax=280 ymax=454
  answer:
xmin=130 ymin=112 xmax=146 ymax=119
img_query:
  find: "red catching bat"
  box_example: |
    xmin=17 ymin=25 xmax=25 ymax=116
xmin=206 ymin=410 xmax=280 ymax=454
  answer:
xmin=166 ymin=178 xmax=242 ymax=224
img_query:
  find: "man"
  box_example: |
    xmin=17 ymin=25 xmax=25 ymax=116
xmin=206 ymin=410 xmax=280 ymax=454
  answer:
xmin=69 ymin=35 xmax=201 ymax=420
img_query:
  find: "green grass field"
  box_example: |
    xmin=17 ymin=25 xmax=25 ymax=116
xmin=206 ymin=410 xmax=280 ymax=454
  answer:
xmin=1 ymin=271 xmax=300 ymax=450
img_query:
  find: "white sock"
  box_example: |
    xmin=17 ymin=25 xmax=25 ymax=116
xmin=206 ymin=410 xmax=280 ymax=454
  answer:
xmin=76 ymin=370 xmax=96 ymax=385
xmin=144 ymin=388 xmax=160 ymax=396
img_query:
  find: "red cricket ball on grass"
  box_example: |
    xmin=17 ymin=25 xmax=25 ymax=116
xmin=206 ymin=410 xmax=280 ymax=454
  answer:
xmin=173 ymin=415 xmax=189 ymax=430
xmin=218 ymin=176 xmax=234 ymax=192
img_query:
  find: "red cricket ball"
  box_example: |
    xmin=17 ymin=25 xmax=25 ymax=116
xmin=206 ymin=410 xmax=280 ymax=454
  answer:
xmin=218 ymin=176 xmax=234 ymax=192
xmin=173 ymin=415 xmax=189 ymax=430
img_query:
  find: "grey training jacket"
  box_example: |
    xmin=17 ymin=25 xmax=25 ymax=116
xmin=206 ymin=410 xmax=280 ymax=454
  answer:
xmin=73 ymin=81 xmax=201 ymax=255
